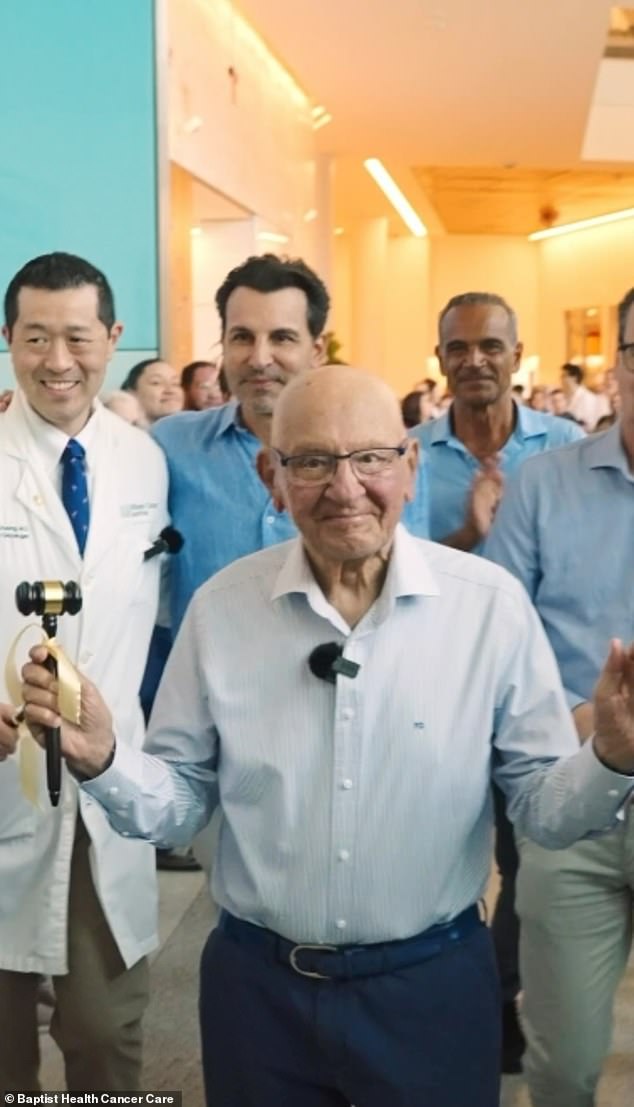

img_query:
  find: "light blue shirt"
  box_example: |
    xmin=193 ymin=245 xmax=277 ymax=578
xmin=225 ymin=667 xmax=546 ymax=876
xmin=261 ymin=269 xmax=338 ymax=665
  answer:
xmin=153 ymin=403 xmax=429 ymax=631
xmin=85 ymin=526 xmax=632 ymax=945
xmin=412 ymin=403 xmax=584 ymax=548
xmin=485 ymin=424 xmax=634 ymax=710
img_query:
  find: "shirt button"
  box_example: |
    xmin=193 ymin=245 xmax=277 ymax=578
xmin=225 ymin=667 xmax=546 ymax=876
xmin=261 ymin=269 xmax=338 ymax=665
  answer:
xmin=335 ymin=919 xmax=347 ymax=930
xmin=341 ymin=779 xmax=353 ymax=790
xmin=337 ymin=849 xmax=350 ymax=861
xmin=608 ymin=789 xmax=619 ymax=797
xmin=341 ymin=707 xmax=355 ymax=720
xmin=265 ymin=515 xmax=275 ymax=525
xmin=108 ymin=786 xmax=119 ymax=797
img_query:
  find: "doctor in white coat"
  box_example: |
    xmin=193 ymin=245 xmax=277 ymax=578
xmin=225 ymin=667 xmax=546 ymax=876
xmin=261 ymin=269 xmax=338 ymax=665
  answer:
xmin=0 ymin=253 xmax=168 ymax=1092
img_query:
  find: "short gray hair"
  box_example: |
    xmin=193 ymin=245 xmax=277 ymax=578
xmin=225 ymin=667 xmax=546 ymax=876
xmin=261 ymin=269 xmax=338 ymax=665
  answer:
xmin=438 ymin=292 xmax=518 ymax=344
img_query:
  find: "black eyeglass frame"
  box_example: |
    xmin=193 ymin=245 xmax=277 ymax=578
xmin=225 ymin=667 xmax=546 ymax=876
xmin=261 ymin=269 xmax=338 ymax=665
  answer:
xmin=273 ymin=442 xmax=410 ymax=483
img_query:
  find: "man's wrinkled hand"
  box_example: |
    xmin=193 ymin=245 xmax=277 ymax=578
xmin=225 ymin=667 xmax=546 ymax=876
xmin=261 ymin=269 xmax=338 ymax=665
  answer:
xmin=21 ymin=645 xmax=116 ymax=779
xmin=592 ymin=639 xmax=634 ymax=774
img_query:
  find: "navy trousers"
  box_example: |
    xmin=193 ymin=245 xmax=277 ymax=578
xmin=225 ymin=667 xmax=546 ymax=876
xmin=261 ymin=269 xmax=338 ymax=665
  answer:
xmin=199 ymin=917 xmax=501 ymax=1107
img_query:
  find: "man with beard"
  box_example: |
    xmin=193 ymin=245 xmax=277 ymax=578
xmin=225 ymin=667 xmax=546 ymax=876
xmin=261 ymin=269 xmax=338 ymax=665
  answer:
xmin=148 ymin=254 xmax=429 ymax=869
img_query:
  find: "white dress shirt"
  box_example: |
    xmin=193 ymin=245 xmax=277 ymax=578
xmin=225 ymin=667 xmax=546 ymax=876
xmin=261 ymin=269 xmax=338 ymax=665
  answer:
xmin=85 ymin=526 xmax=632 ymax=945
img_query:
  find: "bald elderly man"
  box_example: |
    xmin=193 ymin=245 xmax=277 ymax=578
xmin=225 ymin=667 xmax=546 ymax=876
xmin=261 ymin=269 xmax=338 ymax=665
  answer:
xmin=21 ymin=366 xmax=634 ymax=1107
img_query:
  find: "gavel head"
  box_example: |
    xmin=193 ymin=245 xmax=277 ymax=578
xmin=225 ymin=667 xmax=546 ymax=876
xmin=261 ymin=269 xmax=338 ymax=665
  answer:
xmin=15 ymin=580 xmax=82 ymax=617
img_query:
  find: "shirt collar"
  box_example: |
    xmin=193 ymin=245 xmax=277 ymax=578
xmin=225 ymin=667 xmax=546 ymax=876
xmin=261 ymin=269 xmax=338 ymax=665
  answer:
xmin=585 ymin=422 xmax=633 ymax=477
xmin=210 ymin=400 xmax=242 ymax=438
xmin=428 ymin=401 xmax=547 ymax=449
xmin=271 ymin=524 xmax=440 ymax=632
xmin=18 ymin=389 xmax=100 ymax=477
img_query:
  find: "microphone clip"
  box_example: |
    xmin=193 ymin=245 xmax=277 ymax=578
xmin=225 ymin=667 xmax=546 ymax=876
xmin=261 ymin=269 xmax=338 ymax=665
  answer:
xmin=308 ymin=642 xmax=360 ymax=684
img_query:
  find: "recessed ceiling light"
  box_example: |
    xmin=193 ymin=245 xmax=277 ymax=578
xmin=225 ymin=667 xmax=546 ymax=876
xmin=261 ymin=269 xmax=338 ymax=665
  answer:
xmin=529 ymin=206 xmax=634 ymax=240
xmin=364 ymin=158 xmax=427 ymax=237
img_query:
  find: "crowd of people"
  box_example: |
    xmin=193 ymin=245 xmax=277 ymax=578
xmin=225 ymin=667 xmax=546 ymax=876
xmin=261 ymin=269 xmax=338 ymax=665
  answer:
xmin=0 ymin=249 xmax=633 ymax=1107
xmin=402 ymin=362 xmax=620 ymax=435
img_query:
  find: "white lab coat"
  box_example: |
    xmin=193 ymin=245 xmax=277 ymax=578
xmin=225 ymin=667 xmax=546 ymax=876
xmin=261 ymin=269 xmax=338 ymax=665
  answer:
xmin=0 ymin=390 xmax=168 ymax=974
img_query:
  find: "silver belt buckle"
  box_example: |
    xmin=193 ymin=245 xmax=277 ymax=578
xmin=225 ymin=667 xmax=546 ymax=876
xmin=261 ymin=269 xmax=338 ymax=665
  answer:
xmin=289 ymin=942 xmax=338 ymax=979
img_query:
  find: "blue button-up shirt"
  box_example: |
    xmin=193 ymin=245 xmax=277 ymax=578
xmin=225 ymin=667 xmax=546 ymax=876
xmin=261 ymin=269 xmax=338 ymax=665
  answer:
xmin=153 ymin=403 xmax=429 ymax=631
xmin=412 ymin=403 xmax=584 ymax=547
xmin=484 ymin=424 xmax=634 ymax=708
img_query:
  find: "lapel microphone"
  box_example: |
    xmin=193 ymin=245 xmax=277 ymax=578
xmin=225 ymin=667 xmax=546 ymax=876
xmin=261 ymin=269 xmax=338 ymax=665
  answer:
xmin=308 ymin=642 xmax=360 ymax=684
xmin=144 ymin=526 xmax=184 ymax=561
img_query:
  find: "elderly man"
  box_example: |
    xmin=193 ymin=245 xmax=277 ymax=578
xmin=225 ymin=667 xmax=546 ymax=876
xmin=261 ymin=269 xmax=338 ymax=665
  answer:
xmin=0 ymin=252 xmax=168 ymax=1092
xmin=21 ymin=365 xmax=634 ymax=1107
xmin=144 ymin=255 xmax=429 ymax=876
xmin=412 ymin=290 xmax=583 ymax=1071
xmin=484 ymin=286 xmax=634 ymax=1107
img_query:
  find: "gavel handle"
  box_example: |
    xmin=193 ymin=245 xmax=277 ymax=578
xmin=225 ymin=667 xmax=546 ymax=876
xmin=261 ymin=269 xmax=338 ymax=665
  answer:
xmin=44 ymin=653 xmax=61 ymax=807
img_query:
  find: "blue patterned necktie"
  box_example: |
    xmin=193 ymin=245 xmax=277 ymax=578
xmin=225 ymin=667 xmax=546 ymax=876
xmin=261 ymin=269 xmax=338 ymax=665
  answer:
xmin=61 ymin=438 xmax=90 ymax=556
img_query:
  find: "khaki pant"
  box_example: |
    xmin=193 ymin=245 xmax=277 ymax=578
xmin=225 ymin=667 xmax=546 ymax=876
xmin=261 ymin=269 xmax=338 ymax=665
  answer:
xmin=0 ymin=820 xmax=149 ymax=1092
xmin=517 ymin=816 xmax=634 ymax=1107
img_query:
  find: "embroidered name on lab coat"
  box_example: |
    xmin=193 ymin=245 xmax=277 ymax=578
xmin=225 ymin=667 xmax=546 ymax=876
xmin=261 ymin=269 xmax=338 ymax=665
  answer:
xmin=0 ymin=524 xmax=30 ymax=539
xmin=120 ymin=502 xmax=158 ymax=520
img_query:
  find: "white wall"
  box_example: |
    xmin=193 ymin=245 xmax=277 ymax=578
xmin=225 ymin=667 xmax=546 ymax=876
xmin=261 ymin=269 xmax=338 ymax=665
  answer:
xmin=537 ymin=219 xmax=634 ymax=374
xmin=430 ymin=235 xmax=540 ymax=357
xmin=168 ymin=0 xmax=317 ymax=261
xmin=191 ymin=219 xmax=257 ymax=359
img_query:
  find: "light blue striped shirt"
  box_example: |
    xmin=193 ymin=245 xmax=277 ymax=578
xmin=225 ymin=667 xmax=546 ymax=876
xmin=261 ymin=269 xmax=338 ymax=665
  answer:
xmin=412 ymin=403 xmax=584 ymax=548
xmin=84 ymin=526 xmax=632 ymax=944
xmin=484 ymin=424 xmax=634 ymax=709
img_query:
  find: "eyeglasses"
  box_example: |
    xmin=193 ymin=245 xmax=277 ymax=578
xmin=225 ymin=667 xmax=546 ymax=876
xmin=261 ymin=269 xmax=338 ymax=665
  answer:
xmin=618 ymin=343 xmax=634 ymax=372
xmin=274 ymin=443 xmax=409 ymax=486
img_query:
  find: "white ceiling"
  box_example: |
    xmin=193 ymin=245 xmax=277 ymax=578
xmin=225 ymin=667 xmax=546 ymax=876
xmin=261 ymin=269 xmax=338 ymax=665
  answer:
xmin=236 ymin=0 xmax=617 ymax=167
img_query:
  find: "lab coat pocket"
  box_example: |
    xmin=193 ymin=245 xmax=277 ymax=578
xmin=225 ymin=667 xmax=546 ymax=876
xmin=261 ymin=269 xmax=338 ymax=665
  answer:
xmin=0 ymin=758 xmax=37 ymax=839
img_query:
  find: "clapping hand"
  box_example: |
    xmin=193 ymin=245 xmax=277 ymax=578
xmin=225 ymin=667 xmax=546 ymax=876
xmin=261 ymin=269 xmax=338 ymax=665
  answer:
xmin=592 ymin=639 xmax=634 ymax=774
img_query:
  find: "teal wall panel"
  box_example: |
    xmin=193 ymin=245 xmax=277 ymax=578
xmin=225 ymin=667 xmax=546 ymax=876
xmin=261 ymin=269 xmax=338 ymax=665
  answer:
xmin=0 ymin=0 xmax=158 ymax=358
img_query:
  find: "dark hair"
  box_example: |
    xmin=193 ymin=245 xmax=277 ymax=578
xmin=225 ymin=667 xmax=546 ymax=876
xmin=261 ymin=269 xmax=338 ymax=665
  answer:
xmin=561 ymin=362 xmax=583 ymax=384
xmin=4 ymin=251 xmax=116 ymax=338
xmin=401 ymin=391 xmax=425 ymax=429
xmin=215 ymin=253 xmax=330 ymax=338
xmin=438 ymin=292 xmax=518 ymax=343
xmin=181 ymin=360 xmax=216 ymax=390
xmin=121 ymin=358 xmax=161 ymax=392
xmin=618 ymin=288 xmax=634 ymax=344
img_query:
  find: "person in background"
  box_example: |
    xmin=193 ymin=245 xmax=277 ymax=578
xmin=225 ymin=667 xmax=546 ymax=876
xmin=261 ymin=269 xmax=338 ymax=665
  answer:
xmin=602 ymin=367 xmax=621 ymax=416
xmin=485 ymin=286 xmax=634 ymax=1107
xmin=401 ymin=387 xmax=436 ymax=428
xmin=528 ymin=386 xmax=551 ymax=413
xmin=102 ymin=389 xmax=143 ymax=425
xmin=121 ymin=358 xmax=183 ymax=427
xmin=560 ymin=362 xmax=608 ymax=430
xmin=153 ymin=253 xmax=429 ymax=639
xmin=22 ymin=364 xmax=634 ymax=1107
xmin=549 ymin=387 xmax=568 ymax=416
xmin=412 ymin=290 xmax=584 ymax=1074
xmin=0 ymin=251 xmax=168 ymax=1093
xmin=181 ymin=360 xmax=225 ymax=411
